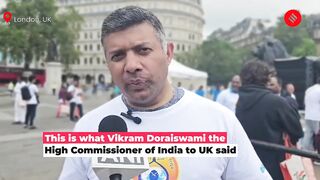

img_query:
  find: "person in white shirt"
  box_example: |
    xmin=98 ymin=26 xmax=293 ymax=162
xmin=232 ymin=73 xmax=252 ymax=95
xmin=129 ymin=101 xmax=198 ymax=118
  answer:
xmin=301 ymin=77 xmax=320 ymax=152
xmin=8 ymin=81 xmax=14 ymax=96
xmin=59 ymin=6 xmax=271 ymax=180
xmin=13 ymin=77 xmax=27 ymax=124
xmin=74 ymin=80 xmax=84 ymax=119
xmin=24 ymin=76 xmax=39 ymax=129
xmin=216 ymin=75 xmax=241 ymax=112
xmin=67 ymin=80 xmax=77 ymax=121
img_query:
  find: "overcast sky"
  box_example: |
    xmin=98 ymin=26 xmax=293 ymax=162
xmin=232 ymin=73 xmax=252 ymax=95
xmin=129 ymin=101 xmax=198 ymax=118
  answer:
xmin=202 ymin=0 xmax=320 ymax=38
xmin=2 ymin=1 xmax=320 ymax=38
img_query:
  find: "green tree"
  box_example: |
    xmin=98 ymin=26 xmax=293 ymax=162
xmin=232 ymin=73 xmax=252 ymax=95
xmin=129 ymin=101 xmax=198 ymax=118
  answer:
xmin=292 ymin=38 xmax=317 ymax=56
xmin=274 ymin=15 xmax=317 ymax=56
xmin=177 ymin=39 xmax=249 ymax=84
xmin=0 ymin=0 xmax=83 ymax=69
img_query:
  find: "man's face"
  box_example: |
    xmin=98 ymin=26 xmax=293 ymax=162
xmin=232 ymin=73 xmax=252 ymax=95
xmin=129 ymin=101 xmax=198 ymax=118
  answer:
xmin=231 ymin=75 xmax=241 ymax=92
xmin=267 ymin=77 xmax=281 ymax=94
xmin=102 ymin=22 xmax=173 ymax=107
xmin=286 ymin=84 xmax=295 ymax=94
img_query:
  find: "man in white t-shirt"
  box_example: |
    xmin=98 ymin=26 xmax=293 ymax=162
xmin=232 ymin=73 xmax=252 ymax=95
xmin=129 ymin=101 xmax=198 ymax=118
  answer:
xmin=74 ymin=80 xmax=84 ymax=119
xmin=216 ymin=75 xmax=241 ymax=112
xmin=59 ymin=6 xmax=271 ymax=180
xmin=67 ymin=79 xmax=77 ymax=121
xmin=301 ymin=77 xmax=320 ymax=153
xmin=24 ymin=76 xmax=39 ymax=129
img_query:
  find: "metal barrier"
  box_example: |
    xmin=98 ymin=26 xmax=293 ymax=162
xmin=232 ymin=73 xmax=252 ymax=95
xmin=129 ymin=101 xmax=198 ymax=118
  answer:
xmin=251 ymin=139 xmax=320 ymax=161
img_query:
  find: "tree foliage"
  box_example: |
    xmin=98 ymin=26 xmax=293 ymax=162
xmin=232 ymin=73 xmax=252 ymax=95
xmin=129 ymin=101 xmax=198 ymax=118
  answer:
xmin=274 ymin=15 xmax=317 ymax=56
xmin=177 ymin=39 xmax=249 ymax=84
xmin=0 ymin=0 xmax=83 ymax=69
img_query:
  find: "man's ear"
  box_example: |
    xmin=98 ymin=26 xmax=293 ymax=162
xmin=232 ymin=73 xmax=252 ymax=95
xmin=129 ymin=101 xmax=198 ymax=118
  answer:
xmin=166 ymin=42 xmax=174 ymax=65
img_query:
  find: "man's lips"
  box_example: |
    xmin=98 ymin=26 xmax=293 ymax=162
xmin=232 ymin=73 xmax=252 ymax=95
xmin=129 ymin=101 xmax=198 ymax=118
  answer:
xmin=126 ymin=79 xmax=147 ymax=89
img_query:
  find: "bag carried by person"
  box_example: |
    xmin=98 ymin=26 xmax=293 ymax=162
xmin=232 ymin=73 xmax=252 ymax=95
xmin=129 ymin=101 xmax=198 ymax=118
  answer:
xmin=56 ymin=103 xmax=69 ymax=118
xmin=21 ymin=86 xmax=31 ymax=100
xmin=281 ymin=134 xmax=316 ymax=180
xmin=280 ymin=155 xmax=307 ymax=180
xmin=66 ymin=92 xmax=73 ymax=101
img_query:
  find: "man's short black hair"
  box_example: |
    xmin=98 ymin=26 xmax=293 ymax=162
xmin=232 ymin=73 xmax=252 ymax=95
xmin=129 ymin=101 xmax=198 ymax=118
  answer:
xmin=101 ymin=6 xmax=166 ymax=51
xmin=28 ymin=76 xmax=35 ymax=82
xmin=240 ymin=60 xmax=272 ymax=86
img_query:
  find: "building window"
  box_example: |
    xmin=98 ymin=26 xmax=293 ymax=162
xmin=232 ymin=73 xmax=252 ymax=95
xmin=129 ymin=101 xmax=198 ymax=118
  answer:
xmin=97 ymin=32 xmax=100 ymax=38
xmin=84 ymin=58 xmax=87 ymax=64
xmin=177 ymin=44 xmax=180 ymax=51
xmin=89 ymin=58 xmax=93 ymax=64
xmin=84 ymin=32 xmax=87 ymax=39
xmin=97 ymin=44 xmax=100 ymax=51
xmin=84 ymin=45 xmax=87 ymax=51
xmin=97 ymin=57 xmax=100 ymax=64
xmin=182 ymin=44 xmax=185 ymax=51
xmin=89 ymin=44 xmax=92 ymax=51
xmin=90 ymin=32 xmax=93 ymax=39
xmin=77 ymin=45 xmax=80 ymax=51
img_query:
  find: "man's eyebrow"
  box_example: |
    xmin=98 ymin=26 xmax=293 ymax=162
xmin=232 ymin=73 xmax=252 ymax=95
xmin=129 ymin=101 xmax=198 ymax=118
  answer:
xmin=107 ymin=42 xmax=152 ymax=55
xmin=108 ymin=49 xmax=125 ymax=56
xmin=132 ymin=42 xmax=152 ymax=49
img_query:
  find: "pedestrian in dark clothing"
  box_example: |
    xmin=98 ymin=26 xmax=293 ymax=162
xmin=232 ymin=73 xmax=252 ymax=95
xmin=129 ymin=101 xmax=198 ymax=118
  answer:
xmin=267 ymin=76 xmax=299 ymax=112
xmin=58 ymin=83 xmax=68 ymax=104
xmin=236 ymin=60 xmax=303 ymax=180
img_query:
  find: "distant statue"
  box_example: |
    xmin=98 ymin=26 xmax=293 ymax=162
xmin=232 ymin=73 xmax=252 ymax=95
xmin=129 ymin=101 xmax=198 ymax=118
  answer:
xmin=252 ymin=36 xmax=289 ymax=65
xmin=47 ymin=39 xmax=59 ymax=62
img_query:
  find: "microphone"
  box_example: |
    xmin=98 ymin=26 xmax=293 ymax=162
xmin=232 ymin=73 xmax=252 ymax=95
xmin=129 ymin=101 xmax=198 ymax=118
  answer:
xmin=120 ymin=110 xmax=142 ymax=124
xmin=98 ymin=115 xmax=128 ymax=132
xmin=92 ymin=115 xmax=149 ymax=180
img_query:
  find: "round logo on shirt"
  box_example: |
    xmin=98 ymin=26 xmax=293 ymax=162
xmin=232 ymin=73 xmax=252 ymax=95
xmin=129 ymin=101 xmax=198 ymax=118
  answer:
xmin=133 ymin=157 xmax=179 ymax=180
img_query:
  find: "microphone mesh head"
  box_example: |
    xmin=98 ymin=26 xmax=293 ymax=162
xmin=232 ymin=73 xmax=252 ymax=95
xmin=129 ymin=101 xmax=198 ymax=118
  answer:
xmin=98 ymin=115 xmax=128 ymax=132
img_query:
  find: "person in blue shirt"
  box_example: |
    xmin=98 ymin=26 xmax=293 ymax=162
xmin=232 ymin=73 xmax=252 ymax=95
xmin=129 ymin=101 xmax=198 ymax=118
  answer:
xmin=195 ymin=85 xmax=205 ymax=96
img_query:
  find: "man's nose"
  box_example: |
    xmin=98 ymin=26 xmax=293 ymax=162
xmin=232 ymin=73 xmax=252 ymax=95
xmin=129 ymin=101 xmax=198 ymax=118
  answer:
xmin=124 ymin=51 xmax=143 ymax=73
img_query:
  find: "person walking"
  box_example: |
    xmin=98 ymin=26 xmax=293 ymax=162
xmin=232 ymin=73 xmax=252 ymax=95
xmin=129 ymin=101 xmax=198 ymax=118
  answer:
xmin=301 ymin=76 xmax=320 ymax=164
xmin=24 ymin=76 xmax=39 ymax=129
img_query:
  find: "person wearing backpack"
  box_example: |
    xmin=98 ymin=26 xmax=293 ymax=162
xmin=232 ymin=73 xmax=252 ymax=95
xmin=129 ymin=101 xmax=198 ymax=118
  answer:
xmin=24 ymin=76 xmax=39 ymax=129
xmin=13 ymin=76 xmax=27 ymax=125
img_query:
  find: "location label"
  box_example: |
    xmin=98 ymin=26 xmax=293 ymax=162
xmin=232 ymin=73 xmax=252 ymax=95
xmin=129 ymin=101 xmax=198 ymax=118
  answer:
xmin=3 ymin=12 xmax=12 ymax=23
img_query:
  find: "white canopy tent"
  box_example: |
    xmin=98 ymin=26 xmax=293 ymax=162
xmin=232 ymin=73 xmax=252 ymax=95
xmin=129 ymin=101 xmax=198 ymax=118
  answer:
xmin=168 ymin=60 xmax=208 ymax=90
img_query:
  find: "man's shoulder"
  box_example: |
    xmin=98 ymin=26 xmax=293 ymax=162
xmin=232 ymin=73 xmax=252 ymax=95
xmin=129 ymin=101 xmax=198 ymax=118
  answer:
xmin=31 ymin=84 xmax=38 ymax=89
xmin=265 ymin=92 xmax=286 ymax=104
xmin=67 ymin=85 xmax=75 ymax=91
xmin=184 ymin=89 xmax=234 ymax=115
xmin=219 ymin=89 xmax=229 ymax=95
